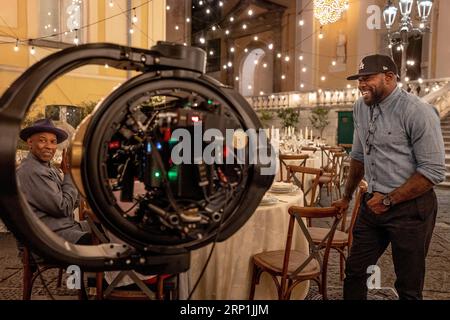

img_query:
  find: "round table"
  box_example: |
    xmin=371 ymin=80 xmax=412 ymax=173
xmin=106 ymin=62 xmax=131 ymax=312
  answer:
xmin=182 ymin=189 xmax=309 ymax=300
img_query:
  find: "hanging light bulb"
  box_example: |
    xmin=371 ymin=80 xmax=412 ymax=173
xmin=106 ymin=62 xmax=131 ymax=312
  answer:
xmin=109 ymin=0 xmax=114 ymax=8
xmin=248 ymin=9 xmax=253 ymax=16
xmin=268 ymin=43 xmax=273 ymax=50
xmin=30 ymin=46 xmax=36 ymax=55
xmin=14 ymin=39 xmax=19 ymax=52
xmin=299 ymin=19 xmax=304 ymax=26
xmin=299 ymin=55 xmax=304 ymax=61
xmin=253 ymin=36 xmax=258 ymax=41
xmin=73 ymin=32 xmax=79 ymax=45
xmin=284 ymin=56 xmax=290 ymax=62
xmin=318 ymin=26 xmax=324 ymax=39
xmin=186 ymin=17 xmax=191 ymax=23
xmin=132 ymin=9 xmax=138 ymax=23
xmin=230 ymin=47 xmax=235 ymax=52
xmin=242 ymin=24 xmax=247 ymax=30
xmin=225 ymin=29 xmax=230 ymax=35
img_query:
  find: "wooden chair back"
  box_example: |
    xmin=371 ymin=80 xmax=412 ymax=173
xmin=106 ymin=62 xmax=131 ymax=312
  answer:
xmin=287 ymin=165 xmax=323 ymax=207
xmin=279 ymin=153 xmax=309 ymax=182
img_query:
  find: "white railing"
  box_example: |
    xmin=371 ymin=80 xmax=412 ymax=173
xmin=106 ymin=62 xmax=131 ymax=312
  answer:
xmin=246 ymin=77 xmax=450 ymax=112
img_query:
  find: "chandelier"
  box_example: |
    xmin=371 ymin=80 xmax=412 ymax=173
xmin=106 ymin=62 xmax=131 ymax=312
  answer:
xmin=314 ymin=0 xmax=349 ymax=25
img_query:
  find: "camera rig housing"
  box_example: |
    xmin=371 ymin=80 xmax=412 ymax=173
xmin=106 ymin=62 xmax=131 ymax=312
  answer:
xmin=0 ymin=42 xmax=274 ymax=273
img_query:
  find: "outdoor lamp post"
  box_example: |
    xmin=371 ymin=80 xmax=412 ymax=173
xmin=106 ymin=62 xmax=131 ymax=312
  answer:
xmin=382 ymin=0 xmax=434 ymax=82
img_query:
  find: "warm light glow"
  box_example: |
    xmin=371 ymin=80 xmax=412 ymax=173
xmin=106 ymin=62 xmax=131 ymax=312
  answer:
xmin=284 ymin=56 xmax=290 ymax=62
xmin=332 ymin=60 xmax=337 ymax=66
xmin=299 ymin=55 xmax=304 ymax=61
xmin=235 ymin=76 xmax=239 ymax=81
xmin=281 ymin=75 xmax=286 ymax=80
xmin=300 ymin=83 xmax=305 ymax=88
xmin=268 ymin=43 xmax=273 ymax=50
xmin=230 ymin=47 xmax=235 ymax=52
xmin=302 ymin=67 xmax=307 ymax=72
xmin=227 ymin=62 xmax=232 ymax=67
xmin=263 ymin=63 xmax=267 ymax=68
xmin=254 ymin=36 xmax=258 ymax=41
xmin=321 ymin=76 xmax=326 ymax=81
xmin=248 ymin=9 xmax=253 ymax=16
xmin=314 ymin=0 xmax=348 ymax=25
xmin=242 ymin=24 xmax=247 ymax=30
xmin=299 ymin=19 xmax=304 ymax=26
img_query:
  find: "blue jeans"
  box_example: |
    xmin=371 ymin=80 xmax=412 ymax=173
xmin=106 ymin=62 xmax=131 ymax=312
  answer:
xmin=343 ymin=189 xmax=437 ymax=300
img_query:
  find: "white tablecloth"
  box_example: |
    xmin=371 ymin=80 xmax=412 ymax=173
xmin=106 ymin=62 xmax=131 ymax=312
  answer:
xmin=183 ymin=190 xmax=309 ymax=300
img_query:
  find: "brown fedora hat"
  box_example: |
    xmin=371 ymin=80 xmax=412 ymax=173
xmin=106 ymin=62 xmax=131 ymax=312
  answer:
xmin=20 ymin=118 xmax=68 ymax=144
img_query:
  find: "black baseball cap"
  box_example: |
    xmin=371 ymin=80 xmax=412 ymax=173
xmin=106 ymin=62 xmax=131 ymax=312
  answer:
xmin=347 ymin=54 xmax=399 ymax=80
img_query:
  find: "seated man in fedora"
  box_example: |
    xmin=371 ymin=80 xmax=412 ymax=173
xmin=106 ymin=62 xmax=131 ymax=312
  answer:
xmin=17 ymin=118 xmax=91 ymax=244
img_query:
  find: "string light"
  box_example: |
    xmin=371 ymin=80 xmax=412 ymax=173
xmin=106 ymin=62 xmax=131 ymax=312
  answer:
xmin=268 ymin=43 xmax=273 ymax=50
xmin=229 ymin=17 xmax=234 ymax=22
xmin=109 ymin=0 xmax=114 ymax=8
xmin=30 ymin=46 xmax=36 ymax=55
xmin=209 ymin=50 xmax=214 ymax=55
xmin=299 ymin=19 xmax=304 ymax=26
xmin=253 ymin=36 xmax=258 ymax=41
xmin=321 ymin=75 xmax=326 ymax=81
xmin=299 ymin=55 xmax=304 ymax=61
xmin=318 ymin=26 xmax=324 ymax=39
xmin=281 ymin=75 xmax=286 ymax=80
xmin=199 ymin=37 xmax=205 ymax=44
xmin=263 ymin=63 xmax=267 ymax=68
xmin=186 ymin=17 xmax=190 ymax=23
xmin=73 ymin=32 xmax=79 ymax=45
xmin=219 ymin=1 xmax=223 ymax=7
xmin=332 ymin=60 xmax=337 ymax=66
xmin=302 ymin=67 xmax=307 ymax=72
xmin=300 ymin=83 xmax=305 ymax=88
xmin=284 ymin=56 xmax=290 ymax=62
xmin=230 ymin=47 xmax=235 ymax=52
xmin=242 ymin=24 xmax=247 ymax=30
xmin=132 ymin=9 xmax=138 ymax=23
xmin=166 ymin=5 xmax=170 ymax=10
xmin=14 ymin=39 xmax=19 ymax=52
xmin=235 ymin=76 xmax=239 ymax=81
xmin=277 ymin=53 xmax=282 ymax=58
xmin=248 ymin=9 xmax=253 ymax=16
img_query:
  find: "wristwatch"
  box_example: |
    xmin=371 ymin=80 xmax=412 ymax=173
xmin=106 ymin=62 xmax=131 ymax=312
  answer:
xmin=382 ymin=194 xmax=393 ymax=208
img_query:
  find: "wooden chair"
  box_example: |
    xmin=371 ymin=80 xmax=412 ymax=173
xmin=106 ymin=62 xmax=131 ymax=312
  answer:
xmin=307 ymin=180 xmax=368 ymax=281
xmin=249 ymin=206 xmax=344 ymax=300
xmin=21 ymin=245 xmax=87 ymax=300
xmin=278 ymin=154 xmax=309 ymax=182
xmin=287 ymin=165 xmax=323 ymax=208
xmin=318 ymin=151 xmax=346 ymax=204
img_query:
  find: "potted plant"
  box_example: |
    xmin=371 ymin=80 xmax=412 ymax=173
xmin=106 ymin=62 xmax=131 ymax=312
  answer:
xmin=276 ymin=108 xmax=299 ymax=129
xmin=309 ymin=107 xmax=330 ymax=139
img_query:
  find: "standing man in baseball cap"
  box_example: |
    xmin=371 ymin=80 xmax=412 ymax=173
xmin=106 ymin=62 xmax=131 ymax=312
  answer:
xmin=333 ymin=54 xmax=446 ymax=299
xmin=17 ymin=118 xmax=91 ymax=244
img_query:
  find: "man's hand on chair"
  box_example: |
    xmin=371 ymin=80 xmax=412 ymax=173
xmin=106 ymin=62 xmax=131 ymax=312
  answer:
xmin=332 ymin=197 xmax=350 ymax=215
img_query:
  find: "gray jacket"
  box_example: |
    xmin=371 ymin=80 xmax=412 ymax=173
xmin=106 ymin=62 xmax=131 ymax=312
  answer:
xmin=16 ymin=153 xmax=86 ymax=243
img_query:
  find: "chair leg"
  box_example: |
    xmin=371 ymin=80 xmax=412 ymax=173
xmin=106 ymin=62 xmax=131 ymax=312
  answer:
xmin=56 ymin=268 xmax=63 ymax=288
xmin=340 ymin=254 xmax=345 ymax=282
xmin=22 ymin=249 xmax=33 ymax=300
xmin=248 ymin=263 xmax=260 ymax=300
xmin=156 ymin=275 xmax=164 ymax=300
xmin=96 ymin=272 xmax=104 ymax=300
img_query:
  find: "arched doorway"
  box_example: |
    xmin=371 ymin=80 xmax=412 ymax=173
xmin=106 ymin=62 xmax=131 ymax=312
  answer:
xmin=239 ymin=48 xmax=273 ymax=96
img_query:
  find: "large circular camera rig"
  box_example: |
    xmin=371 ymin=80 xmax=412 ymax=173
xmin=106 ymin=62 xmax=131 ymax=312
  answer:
xmin=0 ymin=42 xmax=274 ymax=273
